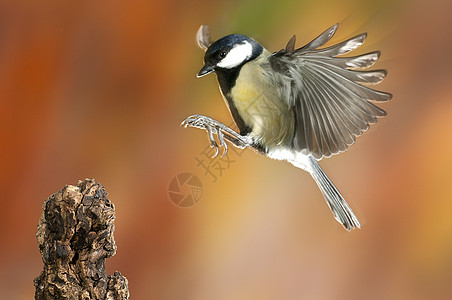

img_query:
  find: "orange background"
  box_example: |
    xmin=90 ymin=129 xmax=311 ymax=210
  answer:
xmin=1 ymin=0 xmax=452 ymax=299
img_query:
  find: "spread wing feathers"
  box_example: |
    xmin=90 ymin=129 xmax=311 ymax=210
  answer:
xmin=196 ymin=25 xmax=211 ymax=51
xmin=269 ymin=24 xmax=392 ymax=159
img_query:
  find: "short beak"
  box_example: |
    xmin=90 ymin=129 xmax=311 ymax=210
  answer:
xmin=197 ymin=64 xmax=214 ymax=78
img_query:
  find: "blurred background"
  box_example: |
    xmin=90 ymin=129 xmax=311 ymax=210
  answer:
xmin=1 ymin=0 xmax=452 ymax=299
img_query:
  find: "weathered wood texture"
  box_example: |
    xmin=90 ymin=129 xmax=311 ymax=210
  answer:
xmin=34 ymin=179 xmax=129 ymax=300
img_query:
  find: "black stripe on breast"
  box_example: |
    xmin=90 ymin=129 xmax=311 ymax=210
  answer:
xmin=216 ymin=68 xmax=252 ymax=136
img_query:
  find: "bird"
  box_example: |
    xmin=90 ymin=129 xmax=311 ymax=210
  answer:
xmin=182 ymin=24 xmax=391 ymax=230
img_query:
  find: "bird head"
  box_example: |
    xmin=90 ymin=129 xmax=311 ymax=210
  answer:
xmin=197 ymin=30 xmax=263 ymax=78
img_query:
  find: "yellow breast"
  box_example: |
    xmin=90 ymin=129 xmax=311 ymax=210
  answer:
xmin=228 ymin=54 xmax=294 ymax=147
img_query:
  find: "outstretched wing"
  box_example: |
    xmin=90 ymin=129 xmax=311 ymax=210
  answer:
xmin=269 ymin=23 xmax=392 ymax=159
xmin=196 ymin=25 xmax=211 ymax=51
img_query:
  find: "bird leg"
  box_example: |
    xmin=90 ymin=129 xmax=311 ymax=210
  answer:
xmin=181 ymin=114 xmax=252 ymax=158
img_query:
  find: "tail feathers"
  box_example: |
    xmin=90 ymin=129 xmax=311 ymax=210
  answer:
xmin=309 ymin=157 xmax=361 ymax=230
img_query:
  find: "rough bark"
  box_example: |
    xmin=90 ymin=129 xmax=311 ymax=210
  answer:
xmin=34 ymin=179 xmax=129 ymax=300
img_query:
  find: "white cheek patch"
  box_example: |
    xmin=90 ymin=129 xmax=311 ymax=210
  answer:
xmin=217 ymin=41 xmax=253 ymax=69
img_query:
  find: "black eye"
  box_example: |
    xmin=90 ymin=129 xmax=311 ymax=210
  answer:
xmin=219 ymin=51 xmax=226 ymax=58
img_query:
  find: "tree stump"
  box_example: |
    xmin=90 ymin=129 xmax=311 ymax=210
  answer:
xmin=34 ymin=179 xmax=129 ymax=299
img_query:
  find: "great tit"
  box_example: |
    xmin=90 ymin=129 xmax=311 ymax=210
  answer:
xmin=182 ymin=24 xmax=391 ymax=230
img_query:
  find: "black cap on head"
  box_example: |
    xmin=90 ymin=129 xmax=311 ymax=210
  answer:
xmin=197 ymin=34 xmax=263 ymax=77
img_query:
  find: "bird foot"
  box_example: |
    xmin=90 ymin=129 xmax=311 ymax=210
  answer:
xmin=181 ymin=114 xmax=251 ymax=158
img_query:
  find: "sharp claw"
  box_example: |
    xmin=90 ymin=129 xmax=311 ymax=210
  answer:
xmin=181 ymin=115 xmax=200 ymax=127
xmin=211 ymin=143 xmax=219 ymax=158
xmin=206 ymin=126 xmax=219 ymax=158
xmin=181 ymin=118 xmax=192 ymax=128
xmin=220 ymin=141 xmax=228 ymax=158
xmin=217 ymin=128 xmax=228 ymax=158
